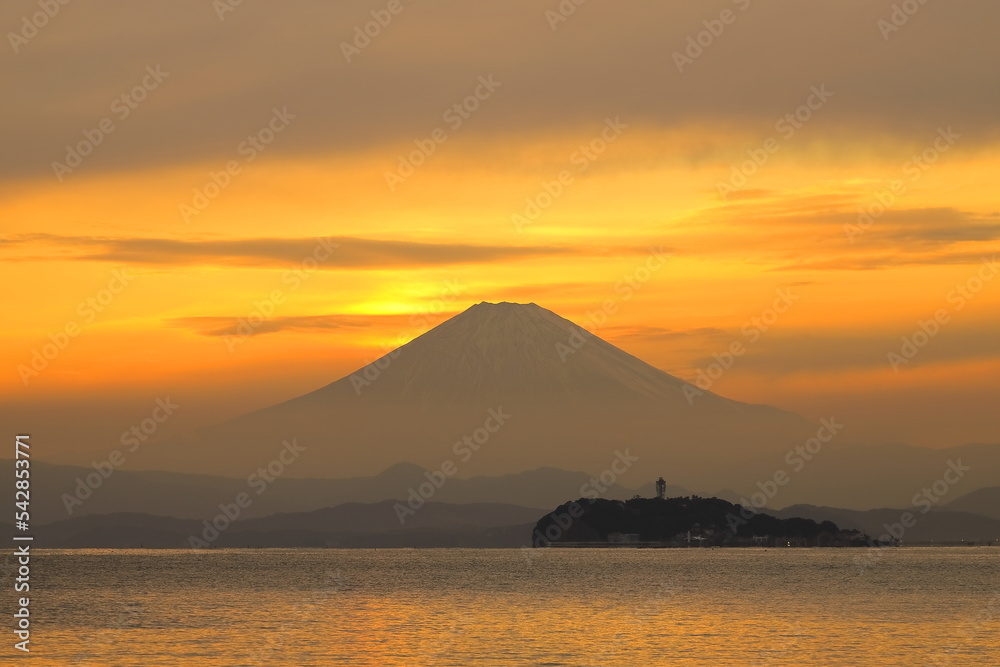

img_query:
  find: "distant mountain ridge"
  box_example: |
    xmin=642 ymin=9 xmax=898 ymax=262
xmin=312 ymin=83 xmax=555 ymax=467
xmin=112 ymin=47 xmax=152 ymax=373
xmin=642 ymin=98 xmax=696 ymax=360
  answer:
xmin=30 ymin=301 xmax=999 ymax=511
xmin=2 ymin=459 xmax=658 ymax=524
xmin=8 ymin=501 xmax=543 ymax=549
xmin=946 ymin=486 xmax=1000 ymax=520
xmin=770 ymin=504 xmax=1000 ymax=544
xmin=16 ymin=495 xmax=996 ymax=549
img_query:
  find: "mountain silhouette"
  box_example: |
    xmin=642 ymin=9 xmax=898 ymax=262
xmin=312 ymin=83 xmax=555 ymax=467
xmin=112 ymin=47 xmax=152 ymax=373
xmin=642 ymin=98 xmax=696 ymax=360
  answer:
xmin=134 ymin=302 xmax=816 ymax=486
xmin=946 ymin=486 xmax=1000 ymax=520
xmin=15 ymin=459 xmax=652 ymax=524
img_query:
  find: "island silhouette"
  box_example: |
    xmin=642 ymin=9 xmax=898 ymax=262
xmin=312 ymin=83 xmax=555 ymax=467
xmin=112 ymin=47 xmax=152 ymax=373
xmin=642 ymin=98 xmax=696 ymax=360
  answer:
xmin=532 ymin=494 xmax=870 ymax=548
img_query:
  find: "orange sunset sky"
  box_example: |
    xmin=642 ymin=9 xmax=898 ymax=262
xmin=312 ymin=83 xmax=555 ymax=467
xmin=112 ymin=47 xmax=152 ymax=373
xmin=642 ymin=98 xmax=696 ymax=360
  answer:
xmin=2 ymin=0 xmax=998 ymax=462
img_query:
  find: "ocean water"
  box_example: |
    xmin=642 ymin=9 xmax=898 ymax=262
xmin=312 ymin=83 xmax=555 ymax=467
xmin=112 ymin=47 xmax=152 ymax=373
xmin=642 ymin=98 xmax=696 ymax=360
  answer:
xmin=11 ymin=548 xmax=999 ymax=665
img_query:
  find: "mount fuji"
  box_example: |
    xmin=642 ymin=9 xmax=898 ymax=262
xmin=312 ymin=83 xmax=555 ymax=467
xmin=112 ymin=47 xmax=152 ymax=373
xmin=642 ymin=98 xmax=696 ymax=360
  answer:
xmin=134 ymin=302 xmax=818 ymax=487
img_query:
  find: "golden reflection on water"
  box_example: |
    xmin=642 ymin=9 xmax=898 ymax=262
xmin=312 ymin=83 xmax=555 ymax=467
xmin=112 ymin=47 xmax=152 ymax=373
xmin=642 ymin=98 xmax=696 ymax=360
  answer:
xmin=17 ymin=548 xmax=1000 ymax=665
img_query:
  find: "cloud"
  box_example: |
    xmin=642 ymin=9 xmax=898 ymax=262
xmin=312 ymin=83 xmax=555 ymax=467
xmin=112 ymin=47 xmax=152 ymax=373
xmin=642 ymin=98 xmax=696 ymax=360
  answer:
xmin=1 ymin=234 xmax=578 ymax=268
xmin=776 ymin=250 xmax=999 ymax=272
xmin=866 ymin=209 xmax=1000 ymax=245
xmin=719 ymin=189 xmax=774 ymax=202
xmin=696 ymin=190 xmax=866 ymax=228
xmin=499 ymin=282 xmax=615 ymax=301
xmin=692 ymin=194 xmax=1000 ymax=268
xmin=602 ymin=325 xmax=730 ymax=343
xmin=688 ymin=326 xmax=1000 ymax=376
xmin=715 ymin=197 xmax=996 ymax=238
xmin=171 ymin=313 xmax=433 ymax=338
xmin=794 ymin=206 xmax=1000 ymax=239
xmin=4 ymin=0 xmax=1000 ymax=181
xmin=172 ymin=311 xmax=465 ymax=338
xmin=172 ymin=314 xmax=371 ymax=337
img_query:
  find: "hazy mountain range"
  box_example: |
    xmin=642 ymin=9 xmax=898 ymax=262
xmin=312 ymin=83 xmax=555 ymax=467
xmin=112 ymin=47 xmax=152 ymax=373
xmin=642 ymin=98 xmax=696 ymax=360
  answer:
xmin=9 ymin=460 xmax=669 ymax=525
xmin=4 ymin=487 xmax=996 ymax=548
xmin=105 ymin=301 xmax=997 ymax=510
xmin=10 ymin=301 xmax=999 ymax=537
xmin=0 ymin=501 xmax=542 ymax=549
xmin=771 ymin=502 xmax=1000 ymax=545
